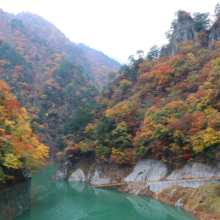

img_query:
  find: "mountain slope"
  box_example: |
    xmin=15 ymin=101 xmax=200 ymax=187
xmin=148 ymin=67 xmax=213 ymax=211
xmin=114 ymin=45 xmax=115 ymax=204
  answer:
xmin=15 ymin=12 xmax=121 ymax=89
xmin=78 ymin=43 xmax=121 ymax=88
xmin=62 ymin=10 xmax=220 ymax=168
xmin=0 ymin=8 xmax=122 ymax=157
xmin=0 ymin=9 xmax=103 ymax=157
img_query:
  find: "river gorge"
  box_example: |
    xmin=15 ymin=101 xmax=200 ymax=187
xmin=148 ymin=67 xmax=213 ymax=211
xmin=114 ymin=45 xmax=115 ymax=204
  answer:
xmin=16 ymin=164 xmax=197 ymax=220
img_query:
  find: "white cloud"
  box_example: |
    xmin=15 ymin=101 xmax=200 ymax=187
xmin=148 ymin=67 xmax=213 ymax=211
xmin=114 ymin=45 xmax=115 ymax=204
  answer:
xmin=1 ymin=0 xmax=219 ymax=63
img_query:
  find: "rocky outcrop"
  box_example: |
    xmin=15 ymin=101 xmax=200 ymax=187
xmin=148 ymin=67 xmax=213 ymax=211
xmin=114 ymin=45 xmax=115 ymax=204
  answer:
xmin=54 ymin=159 xmax=167 ymax=185
xmin=53 ymin=160 xmax=71 ymax=181
xmin=164 ymin=15 xmax=220 ymax=58
xmin=68 ymin=168 xmax=85 ymax=182
xmin=166 ymin=162 xmax=220 ymax=180
xmin=68 ymin=168 xmax=113 ymax=185
xmin=90 ymin=171 xmax=112 ymax=185
xmin=209 ymin=19 xmax=220 ymax=46
xmin=170 ymin=16 xmax=197 ymax=55
xmin=54 ymin=157 xmax=220 ymax=186
xmin=161 ymin=15 xmax=220 ymax=58
xmin=124 ymin=159 xmax=167 ymax=182
xmin=175 ymin=198 xmax=183 ymax=207
xmin=165 ymin=15 xmax=198 ymax=57
xmin=54 ymin=156 xmax=133 ymax=185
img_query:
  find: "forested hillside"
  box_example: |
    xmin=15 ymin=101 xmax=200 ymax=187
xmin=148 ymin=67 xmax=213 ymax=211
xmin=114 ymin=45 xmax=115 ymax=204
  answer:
xmin=78 ymin=43 xmax=121 ymax=88
xmin=0 ymin=79 xmax=49 ymax=188
xmin=15 ymin=12 xmax=121 ymax=89
xmin=0 ymin=9 xmax=121 ymax=159
xmin=2 ymin=4 xmax=220 ymax=177
xmin=0 ymin=35 xmax=99 ymax=154
xmin=62 ymin=5 xmax=220 ymax=169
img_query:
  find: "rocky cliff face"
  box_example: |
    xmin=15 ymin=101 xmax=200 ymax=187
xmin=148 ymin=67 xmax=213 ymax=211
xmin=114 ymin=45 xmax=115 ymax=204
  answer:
xmin=53 ymin=159 xmax=71 ymax=181
xmin=124 ymin=160 xmax=167 ymax=182
xmin=165 ymin=16 xmax=220 ymax=57
xmin=167 ymin=16 xmax=197 ymax=57
xmin=209 ymin=19 xmax=220 ymax=46
xmin=167 ymin=163 xmax=220 ymax=180
xmin=53 ymin=158 xmax=220 ymax=185
xmin=54 ymin=156 xmax=133 ymax=184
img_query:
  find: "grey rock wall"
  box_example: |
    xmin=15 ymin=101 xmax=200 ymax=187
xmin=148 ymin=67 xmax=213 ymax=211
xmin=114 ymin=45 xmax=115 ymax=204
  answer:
xmin=54 ymin=158 xmax=220 ymax=193
xmin=166 ymin=163 xmax=220 ymax=181
xmin=124 ymin=159 xmax=167 ymax=183
xmin=90 ymin=171 xmax=112 ymax=185
xmin=53 ymin=157 xmax=132 ymax=185
xmin=53 ymin=161 xmax=70 ymax=181
xmin=209 ymin=19 xmax=220 ymax=46
xmin=68 ymin=168 xmax=85 ymax=182
xmin=168 ymin=16 xmax=197 ymax=57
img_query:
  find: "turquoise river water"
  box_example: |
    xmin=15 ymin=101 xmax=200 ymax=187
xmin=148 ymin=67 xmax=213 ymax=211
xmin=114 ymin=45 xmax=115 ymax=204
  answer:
xmin=16 ymin=164 xmax=197 ymax=220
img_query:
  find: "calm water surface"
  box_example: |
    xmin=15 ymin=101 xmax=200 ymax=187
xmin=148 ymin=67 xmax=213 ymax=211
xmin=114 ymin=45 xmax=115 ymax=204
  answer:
xmin=16 ymin=164 xmax=197 ymax=220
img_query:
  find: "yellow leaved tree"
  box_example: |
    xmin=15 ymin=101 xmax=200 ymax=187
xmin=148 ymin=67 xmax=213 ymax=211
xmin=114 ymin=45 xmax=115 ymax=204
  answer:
xmin=0 ymin=80 xmax=49 ymax=188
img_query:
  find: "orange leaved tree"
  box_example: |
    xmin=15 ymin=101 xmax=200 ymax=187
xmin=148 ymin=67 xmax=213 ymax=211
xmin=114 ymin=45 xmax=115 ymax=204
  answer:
xmin=0 ymin=80 xmax=49 ymax=188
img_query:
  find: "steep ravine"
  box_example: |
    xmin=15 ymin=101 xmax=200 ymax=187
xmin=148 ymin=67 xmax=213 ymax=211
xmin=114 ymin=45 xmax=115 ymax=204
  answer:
xmin=54 ymin=159 xmax=220 ymax=220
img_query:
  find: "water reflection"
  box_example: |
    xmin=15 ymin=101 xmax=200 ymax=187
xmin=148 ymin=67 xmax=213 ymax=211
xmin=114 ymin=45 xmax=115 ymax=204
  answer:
xmin=69 ymin=181 xmax=85 ymax=192
xmin=16 ymin=164 xmax=197 ymax=220
xmin=126 ymin=194 xmax=194 ymax=220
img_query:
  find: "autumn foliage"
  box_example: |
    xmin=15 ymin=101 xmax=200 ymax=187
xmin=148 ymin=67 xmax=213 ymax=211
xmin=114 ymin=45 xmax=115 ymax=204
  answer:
xmin=0 ymin=80 xmax=49 ymax=188
xmin=2 ymin=7 xmax=220 ymax=172
xmin=64 ymin=29 xmax=220 ymax=168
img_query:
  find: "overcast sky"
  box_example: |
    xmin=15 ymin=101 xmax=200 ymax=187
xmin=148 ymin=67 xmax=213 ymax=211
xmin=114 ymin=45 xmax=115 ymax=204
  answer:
xmin=1 ymin=0 xmax=219 ymax=64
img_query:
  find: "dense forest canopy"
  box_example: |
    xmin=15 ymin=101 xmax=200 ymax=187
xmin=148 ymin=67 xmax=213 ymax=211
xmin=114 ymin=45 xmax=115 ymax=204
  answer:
xmin=0 ymin=8 xmax=119 ymax=148
xmin=61 ymin=4 xmax=220 ymax=169
xmin=15 ymin=12 xmax=121 ymax=89
xmin=2 ymin=4 xmax=220 ymax=188
xmin=0 ymin=80 xmax=48 ymax=188
xmin=0 ymin=8 xmax=120 ymax=188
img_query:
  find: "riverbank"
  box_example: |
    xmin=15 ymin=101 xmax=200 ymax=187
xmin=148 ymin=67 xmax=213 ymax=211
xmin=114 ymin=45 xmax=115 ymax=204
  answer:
xmin=99 ymin=181 xmax=220 ymax=220
xmin=154 ymin=184 xmax=220 ymax=220
xmin=54 ymin=157 xmax=220 ymax=220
